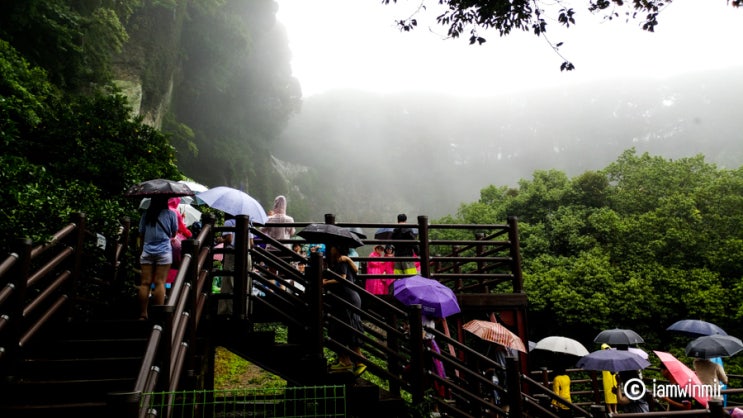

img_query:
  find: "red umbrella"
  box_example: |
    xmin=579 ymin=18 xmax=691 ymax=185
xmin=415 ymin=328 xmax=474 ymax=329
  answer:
xmin=463 ymin=319 xmax=527 ymax=353
xmin=654 ymin=350 xmax=709 ymax=407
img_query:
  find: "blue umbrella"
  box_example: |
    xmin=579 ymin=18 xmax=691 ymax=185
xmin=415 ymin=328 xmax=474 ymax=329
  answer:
xmin=576 ymin=349 xmax=650 ymax=372
xmin=667 ymin=319 xmax=727 ymax=337
xmin=195 ymin=186 xmax=268 ymax=223
xmin=392 ymin=275 xmax=460 ymax=318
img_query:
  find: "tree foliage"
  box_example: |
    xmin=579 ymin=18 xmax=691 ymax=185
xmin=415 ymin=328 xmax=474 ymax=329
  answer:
xmin=440 ymin=148 xmax=743 ymax=350
xmin=383 ymin=0 xmax=741 ymax=70
xmin=0 ymin=38 xmax=180 ymax=251
xmin=0 ymin=0 xmax=135 ymax=89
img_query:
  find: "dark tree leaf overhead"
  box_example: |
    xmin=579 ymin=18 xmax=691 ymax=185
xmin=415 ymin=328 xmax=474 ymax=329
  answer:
xmin=383 ymin=0 xmax=740 ymax=70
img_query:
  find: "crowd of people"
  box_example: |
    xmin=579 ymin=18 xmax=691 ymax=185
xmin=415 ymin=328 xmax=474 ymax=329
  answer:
xmin=548 ymin=344 xmax=732 ymax=417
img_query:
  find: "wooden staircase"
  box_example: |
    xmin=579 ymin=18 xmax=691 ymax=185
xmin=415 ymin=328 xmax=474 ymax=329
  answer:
xmin=0 ymin=317 xmax=150 ymax=417
xmin=1 ymin=213 xmax=546 ymax=417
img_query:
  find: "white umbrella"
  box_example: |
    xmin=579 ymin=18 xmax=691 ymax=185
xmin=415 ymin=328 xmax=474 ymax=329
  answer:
xmin=178 ymin=180 xmax=209 ymax=193
xmin=195 ymin=186 xmax=268 ymax=223
xmin=534 ymin=336 xmax=589 ymax=357
xmin=627 ymin=346 xmax=649 ymax=360
xmin=178 ymin=203 xmax=201 ymax=227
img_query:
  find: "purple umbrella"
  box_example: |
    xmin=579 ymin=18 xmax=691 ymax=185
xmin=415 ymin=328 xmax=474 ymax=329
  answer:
xmin=392 ymin=275 xmax=460 ymax=318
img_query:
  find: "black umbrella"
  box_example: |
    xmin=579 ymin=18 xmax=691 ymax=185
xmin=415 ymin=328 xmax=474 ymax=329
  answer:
xmin=297 ymin=224 xmax=364 ymax=248
xmin=349 ymin=227 xmax=367 ymax=239
xmin=125 ymin=179 xmax=194 ymax=198
xmin=374 ymin=227 xmax=395 ymax=240
xmin=666 ymin=319 xmax=727 ymax=337
xmin=685 ymin=335 xmax=743 ymax=359
xmin=593 ymin=328 xmax=644 ymax=345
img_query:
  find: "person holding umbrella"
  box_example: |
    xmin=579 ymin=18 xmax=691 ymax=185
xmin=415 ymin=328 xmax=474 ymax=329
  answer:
xmin=551 ymin=366 xmax=573 ymax=417
xmin=391 ymin=214 xmax=419 ymax=276
xmin=600 ymin=344 xmax=619 ymax=415
xmin=659 ymin=362 xmax=694 ymax=410
xmin=693 ymin=357 xmax=728 ymax=400
xmin=323 ymin=244 xmax=367 ymax=376
xmin=137 ymin=196 xmax=178 ymax=320
xmin=616 ymin=369 xmax=650 ymax=413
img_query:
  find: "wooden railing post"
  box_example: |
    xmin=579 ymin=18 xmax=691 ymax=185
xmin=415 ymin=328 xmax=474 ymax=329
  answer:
xmin=233 ymin=215 xmax=249 ymax=320
xmin=66 ymin=212 xmax=86 ymax=319
xmin=408 ymin=304 xmax=425 ymax=405
xmin=417 ymin=216 xmax=430 ymax=278
xmin=108 ymin=216 xmax=130 ymax=286
xmin=3 ymin=237 xmax=32 ymax=376
xmin=507 ymin=216 xmax=523 ymax=293
xmin=540 ymin=367 xmax=550 ymax=386
xmin=506 ymin=355 xmax=523 ymax=418
xmin=708 ymin=399 xmax=724 ymax=418
xmin=590 ymin=370 xmax=602 ymax=404
xmin=304 ymin=251 xmax=326 ymax=380
xmin=475 ymin=232 xmax=487 ymax=292
xmin=183 ymin=239 xmax=198 ymax=306
xmin=387 ymin=310 xmax=402 ymax=397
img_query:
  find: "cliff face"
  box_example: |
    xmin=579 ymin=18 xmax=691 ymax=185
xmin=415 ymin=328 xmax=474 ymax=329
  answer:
xmin=112 ymin=1 xmax=187 ymax=129
xmin=109 ymin=0 xmax=303 ymax=211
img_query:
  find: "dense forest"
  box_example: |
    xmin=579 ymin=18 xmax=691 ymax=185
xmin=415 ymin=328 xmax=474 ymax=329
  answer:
xmin=1 ymin=0 xmax=742 ymax=373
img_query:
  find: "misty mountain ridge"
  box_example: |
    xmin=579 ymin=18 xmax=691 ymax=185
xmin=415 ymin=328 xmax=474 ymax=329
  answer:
xmin=274 ymin=67 xmax=743 ymax=221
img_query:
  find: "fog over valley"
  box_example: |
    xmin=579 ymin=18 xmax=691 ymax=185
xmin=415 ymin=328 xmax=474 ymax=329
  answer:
xmin=275 ymin=67 xmax=743 ymax=221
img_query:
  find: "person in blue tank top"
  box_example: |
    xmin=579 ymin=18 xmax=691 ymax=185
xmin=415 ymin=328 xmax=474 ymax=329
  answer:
xmin=137 ymin=196 xmax=177 ymax=320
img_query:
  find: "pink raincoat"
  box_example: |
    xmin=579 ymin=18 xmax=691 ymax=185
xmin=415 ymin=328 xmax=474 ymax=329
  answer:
xmin=365 ymin=246 xmax=393 ymax=295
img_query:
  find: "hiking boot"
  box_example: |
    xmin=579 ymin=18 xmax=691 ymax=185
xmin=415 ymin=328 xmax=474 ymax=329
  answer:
xmin=329 ymin=363 xmax=353 ymax=373
xmin=354 ymin=363 xmax=367 ymax=376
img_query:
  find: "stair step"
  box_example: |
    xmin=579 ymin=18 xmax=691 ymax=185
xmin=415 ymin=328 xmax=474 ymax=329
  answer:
xmin=0 ymin=401 xmax=108 ymax=418
xmin=18 ymin=356 xmax=142 ymax=379
xmin=24 ymin=336 xmax=149 ymax=358
xmin=1 ymin=376 xmax=135 ymax=404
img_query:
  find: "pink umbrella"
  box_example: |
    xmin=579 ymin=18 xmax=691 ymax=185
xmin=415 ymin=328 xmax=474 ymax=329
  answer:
xmin=654 ymin=350 xmax=709 ymax=407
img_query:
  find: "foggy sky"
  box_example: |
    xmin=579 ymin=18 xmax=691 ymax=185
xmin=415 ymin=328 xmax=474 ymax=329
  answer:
xmin=276 ymin=0 xmax=743 ymax=98
xmin=273 ymin=0 xmax=743 ymax=221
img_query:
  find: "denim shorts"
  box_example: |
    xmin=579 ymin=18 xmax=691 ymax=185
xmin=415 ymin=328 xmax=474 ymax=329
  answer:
xmin=140 ymin=251 xmax=173 ymax=266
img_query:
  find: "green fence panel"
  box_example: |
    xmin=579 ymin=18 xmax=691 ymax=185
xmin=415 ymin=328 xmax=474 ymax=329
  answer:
xmin=143 ymin=385 xmax=346 ymax=417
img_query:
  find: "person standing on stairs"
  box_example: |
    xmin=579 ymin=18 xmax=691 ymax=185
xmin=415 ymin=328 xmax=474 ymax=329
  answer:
xmin=137 ymin=196 xmax=177 ymax=320
xmin=323 ymin=244 xmax=367 ymax=376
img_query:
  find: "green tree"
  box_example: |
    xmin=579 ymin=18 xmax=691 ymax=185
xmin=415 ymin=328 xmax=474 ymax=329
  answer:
xmin=0 ymin=39 xmax=181 ymax=253
xmin=0 ymin=0 xmax=136 ymax=89
xmin=442 ymin=149 xmax=743 ymax=344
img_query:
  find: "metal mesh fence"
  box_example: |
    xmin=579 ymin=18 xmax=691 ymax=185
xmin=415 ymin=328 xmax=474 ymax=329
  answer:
xmin=142 ymin=386 xmax=346 ymax=417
